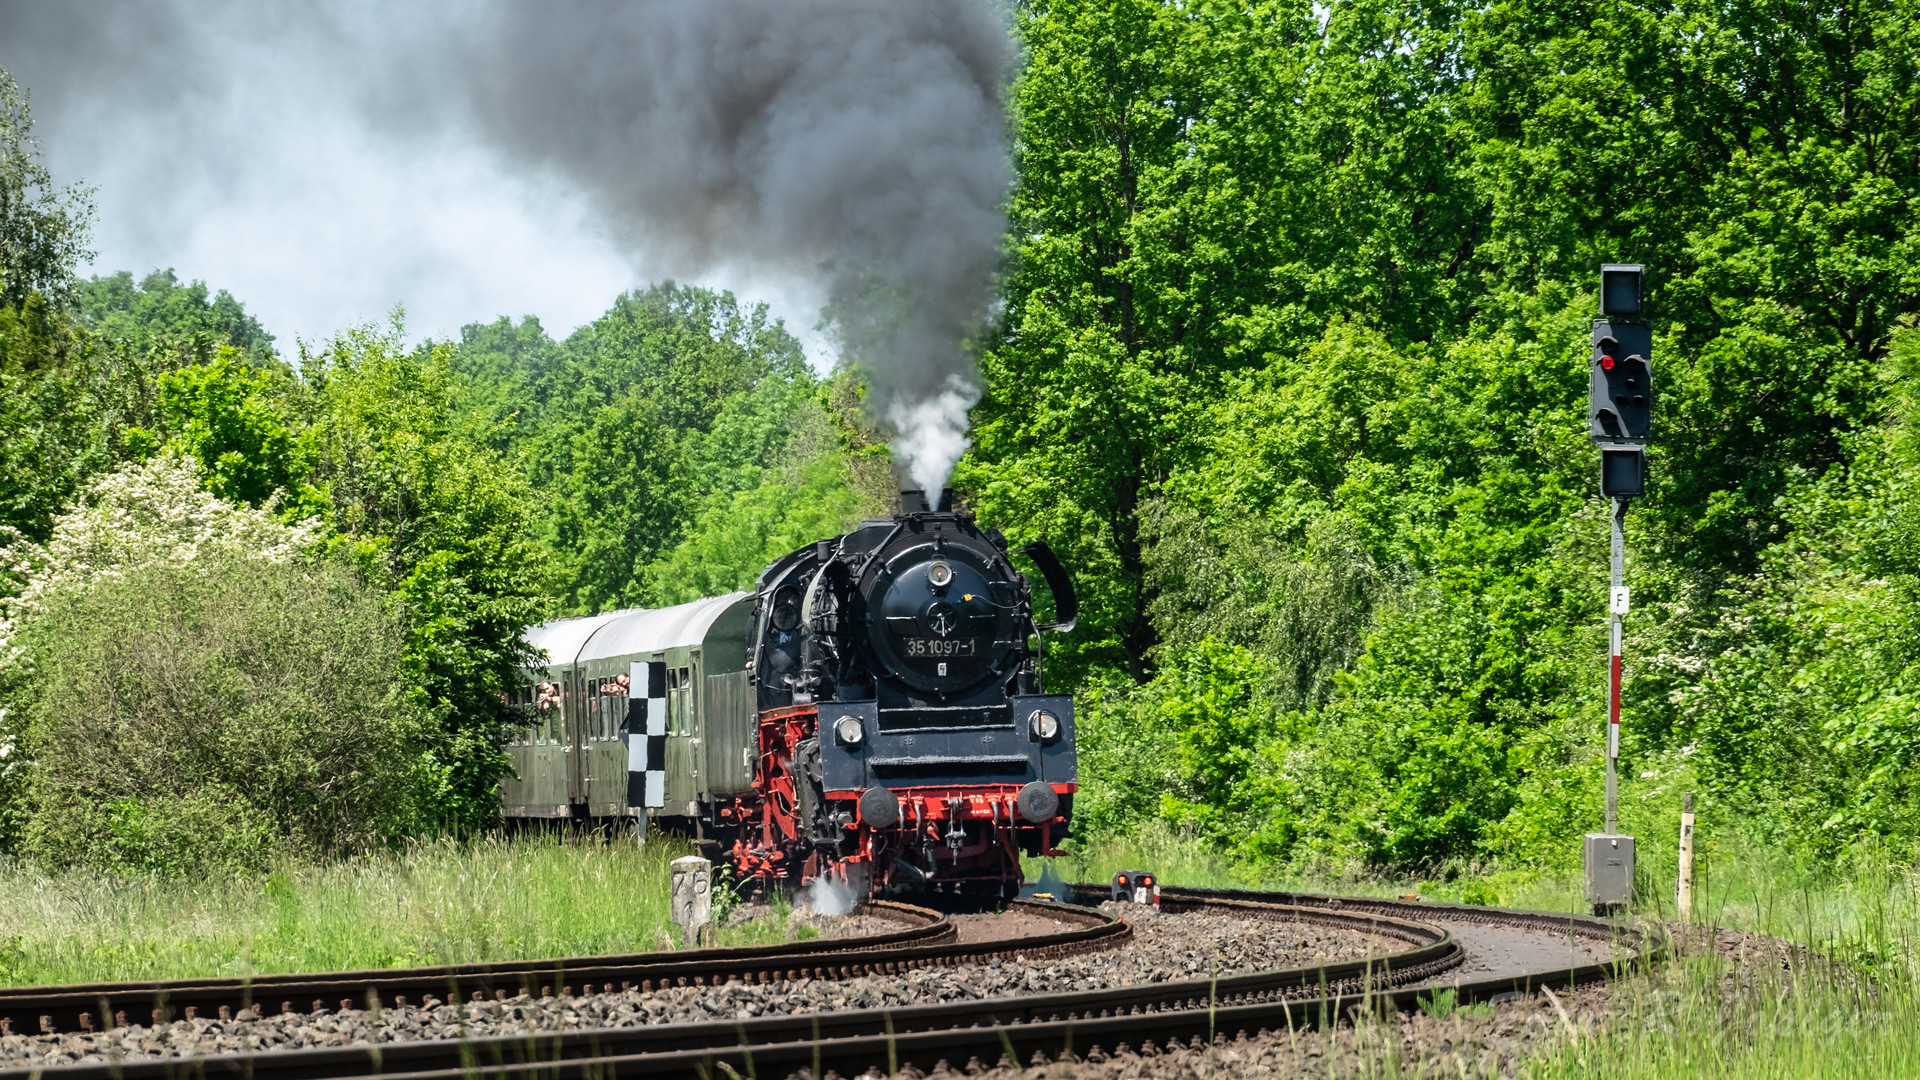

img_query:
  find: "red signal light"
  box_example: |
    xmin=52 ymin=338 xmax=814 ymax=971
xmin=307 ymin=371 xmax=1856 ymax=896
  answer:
xmin=1600 ymin=355 xmax=1615 ymax=370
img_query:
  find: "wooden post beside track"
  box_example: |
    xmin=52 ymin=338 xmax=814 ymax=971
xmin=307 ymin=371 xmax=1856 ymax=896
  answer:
xmin=1677 ymin=791 xmax=1695 ymax=922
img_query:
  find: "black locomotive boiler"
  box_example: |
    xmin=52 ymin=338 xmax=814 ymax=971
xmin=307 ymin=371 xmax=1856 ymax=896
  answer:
xmin=500 ymin=489 xmax=1078 ymax=896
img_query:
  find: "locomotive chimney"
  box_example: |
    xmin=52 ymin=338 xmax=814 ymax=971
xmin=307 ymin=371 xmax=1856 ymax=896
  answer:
xmin=899 ymin=489 xmax=958 ymax=514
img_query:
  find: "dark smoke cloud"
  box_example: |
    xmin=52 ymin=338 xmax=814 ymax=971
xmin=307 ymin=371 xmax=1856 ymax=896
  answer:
xmin=439 ymin=1 xmax=1015 ymax=492
xmin=0 ymin=1 xmax=635 ymax=346
xmin=0 ymin=1 xmax=1015 ymax=492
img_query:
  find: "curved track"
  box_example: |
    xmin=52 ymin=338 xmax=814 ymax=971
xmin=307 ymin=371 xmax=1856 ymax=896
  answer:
xmin=0 ymin=886 xmax=1655 ymax=1079
xmin=0 ymin=900 xmax=1121 ymax=1038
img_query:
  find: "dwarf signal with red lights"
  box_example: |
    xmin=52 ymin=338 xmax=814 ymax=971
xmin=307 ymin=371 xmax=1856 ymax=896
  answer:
xmin=1111 ymin=869 xmax=1160 ymax=905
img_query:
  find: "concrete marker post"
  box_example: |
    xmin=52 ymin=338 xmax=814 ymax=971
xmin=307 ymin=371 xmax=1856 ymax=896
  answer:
xmin=670 ymin=856 xmax=713 ymax=948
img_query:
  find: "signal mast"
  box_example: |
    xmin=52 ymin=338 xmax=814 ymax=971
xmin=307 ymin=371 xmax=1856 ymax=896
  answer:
xmin=1585 ymin=263 xmax=1649 ymax=915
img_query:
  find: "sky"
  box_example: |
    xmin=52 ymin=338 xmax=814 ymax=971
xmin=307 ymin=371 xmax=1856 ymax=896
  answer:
xmin=2 ymin=1 xmax=1014 ymax=491
xmin=0 ymin=2 xmax=833 ymax=359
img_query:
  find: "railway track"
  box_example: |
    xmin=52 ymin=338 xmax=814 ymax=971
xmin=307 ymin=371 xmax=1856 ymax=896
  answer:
xmin=0 ymin=885 xmax=1655 ymax=1080
xmin=0 ymin=900 xmax=1120 ymax=1039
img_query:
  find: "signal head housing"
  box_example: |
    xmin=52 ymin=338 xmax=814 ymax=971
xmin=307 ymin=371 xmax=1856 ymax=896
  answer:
xmin=1591 ymin=320 xmax=1653 ymax=442
xmin=1600 ymin=264 xmax=1644 ymax=318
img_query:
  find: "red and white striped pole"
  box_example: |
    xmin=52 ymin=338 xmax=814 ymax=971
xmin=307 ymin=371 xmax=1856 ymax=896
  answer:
xmin=1607 ymin=496 xmax=1628 ymax=834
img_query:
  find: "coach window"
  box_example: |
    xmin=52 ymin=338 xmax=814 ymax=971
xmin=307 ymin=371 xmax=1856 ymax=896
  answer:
xmin=535 ymin=680 xmax=560 ymax=744
xmin=668 ymin=666 xmax=686 ymax=736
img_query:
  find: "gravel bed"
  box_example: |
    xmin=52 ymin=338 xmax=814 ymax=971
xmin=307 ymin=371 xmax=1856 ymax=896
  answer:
xmin=897 ymin=981 xmax=1618 ymax=1079
xmin=0 ymin=902 xmax=1388 ymax=1069
xmin=886 ymin=921 xmax=1829 ymax=1078
xmin=724 ymin=904 xmax=907 ymax=941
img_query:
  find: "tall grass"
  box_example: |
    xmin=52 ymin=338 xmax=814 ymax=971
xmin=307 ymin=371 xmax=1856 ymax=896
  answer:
xmin=0 ymin=834 xmax=791 ymax=988
xmin=1524 ymin=937 xmax=1920 ymax=1077
xmin=1519 ymin=843 xmax=1920 ymax=1078
xmin=1046 ymin=826 xmax=1920 ymax=1077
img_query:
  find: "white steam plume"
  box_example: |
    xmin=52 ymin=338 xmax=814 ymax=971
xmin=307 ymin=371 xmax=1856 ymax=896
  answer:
xmin=805 ymin=874 xmax=857 ymax=918
xmin=889 ymin=379 xmax=978 ymax=496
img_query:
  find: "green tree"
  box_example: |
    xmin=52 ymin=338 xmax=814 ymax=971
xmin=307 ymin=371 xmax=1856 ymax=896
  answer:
xmin=305 ymin=324 xmax=552 ymax=830
xmin=79 ymin=269 xmax=278 ymax=367
xmin=0 ymin=295 xmax=195 ymax=544
xmin=0 ymin=67 xmax=93 ymax=310
xmin=647 ymin=452 xmax=878 ymax=605
xmin=147 ymin=355 xmax=314 ymax=509
xmin=972 ymin=0 xmax=1920 ymax=868
xmin=452 ymin=284 xmax=827 ymax=614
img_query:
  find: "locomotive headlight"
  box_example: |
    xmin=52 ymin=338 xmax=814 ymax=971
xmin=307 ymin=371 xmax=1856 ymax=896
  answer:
xmin=833 ymin=716 xmax=865 ymax=746
xmin=928 ymin=561 xmax=954 ymax=588
xmin=1029 ymin=709 xmax=1061 ymax=742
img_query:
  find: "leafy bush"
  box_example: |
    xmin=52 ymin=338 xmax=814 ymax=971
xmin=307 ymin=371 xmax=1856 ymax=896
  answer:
xmin=15 ymin=551 xmax=426 ymax=873
xmin=1 ymin=454 xmax=320 ymax=619
xmin=1072 ymin=640 xmax=1300 ymax=863
xmin=0 ymin=456 xmax=424 ymax=871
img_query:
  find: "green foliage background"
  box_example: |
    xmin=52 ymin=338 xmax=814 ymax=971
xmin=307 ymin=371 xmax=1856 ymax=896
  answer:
xmin=965 ymin=0 xmax=1920 ymax=874
xmin=6 ymin=0 xmax=1920 ymax=876
xmin=0 ymin=91 xmax=890 ymax=865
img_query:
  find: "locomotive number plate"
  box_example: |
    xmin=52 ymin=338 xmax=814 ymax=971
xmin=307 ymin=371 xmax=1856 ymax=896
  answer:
xmin=904 ymin=636 xmax=979 ymax=657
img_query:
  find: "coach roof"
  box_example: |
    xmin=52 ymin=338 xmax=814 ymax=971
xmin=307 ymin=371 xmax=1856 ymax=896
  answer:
xmin=522 ymin=593 xmax=753 ymax=670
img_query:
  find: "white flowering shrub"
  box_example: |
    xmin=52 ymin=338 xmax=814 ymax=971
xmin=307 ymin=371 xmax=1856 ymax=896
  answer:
xmin=0 ymin=454 xmax=321 ymax=626
xmin=0 ymin=706 xmax=19 ymax=851
xmin=0 ymin=455 xmax=427 ymax=871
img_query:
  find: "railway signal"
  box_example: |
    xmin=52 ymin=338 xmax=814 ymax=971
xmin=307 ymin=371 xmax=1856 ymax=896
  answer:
xmin=1111 ymin=869 xmax=1160 ymax=906
xmin=1586 ymin=263 xmax=1648 ymax=915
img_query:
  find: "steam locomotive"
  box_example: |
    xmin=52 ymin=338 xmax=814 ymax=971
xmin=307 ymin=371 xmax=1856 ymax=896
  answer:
xmin=500 ymin=489 xmax=1078 ymax=895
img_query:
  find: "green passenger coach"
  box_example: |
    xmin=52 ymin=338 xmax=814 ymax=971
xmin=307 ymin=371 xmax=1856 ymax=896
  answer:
xmin=502 ymin=592 xmax=757 ymax=825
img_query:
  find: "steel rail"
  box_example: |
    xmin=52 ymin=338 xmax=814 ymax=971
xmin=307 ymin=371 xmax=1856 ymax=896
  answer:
xmin=0 ymin=896 xmax=1465 ymax=1080
xmin=0 ymin=888 xmax=1655 ymax=1080
xmin=0 ymin=900 xmax=960 ymax=1037
xmin=339 ymin=891 xmax=1643 ymax=1080
xmin=1149 ymin=883 xmax=1645 ymax=950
